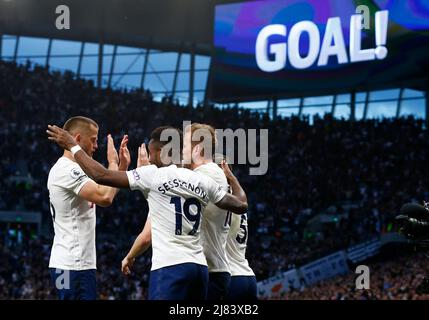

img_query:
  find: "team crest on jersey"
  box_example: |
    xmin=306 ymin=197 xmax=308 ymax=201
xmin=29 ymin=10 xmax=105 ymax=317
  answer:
xmin=70 ymin=168 xmax=84 ymax=179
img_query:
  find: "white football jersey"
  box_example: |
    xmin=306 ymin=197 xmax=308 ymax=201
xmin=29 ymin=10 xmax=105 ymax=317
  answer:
xmin=47 ymin=157 xmax=96 ymax=270
xmin=194 ymin=162 xmax=230 ymax=273
xmin=126 ymin=164 xmax=227 ymax=271
xmin=226 ymin=213 xmax=255 ymax=276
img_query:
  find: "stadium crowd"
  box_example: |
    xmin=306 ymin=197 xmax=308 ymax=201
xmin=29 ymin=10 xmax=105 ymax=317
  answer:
xmin=285 ymin=253 xmax=429 ymax=300
xmin=1 ymin=60 xmax=428 ymax=299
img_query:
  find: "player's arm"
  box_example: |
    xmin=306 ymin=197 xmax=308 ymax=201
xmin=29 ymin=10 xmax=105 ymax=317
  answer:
xmin=121 ymin=146 xmax=153 ymax=275
xmin=47 ymin=125 xmax=130 ymax=188
xmin=78 ymin=135 xmax=131 ymax=207
xmin=121 ymin=217 xmax=152 ymax=276
xmin=216 ymin=193 xmax=247 ymax=214
xmin=78 ymin=181 xmax=116 ymax=207
xmin=214 ymin=160 xmax=248 ymax=214
xmin=216 ymin=192 xmax=248 ymax=214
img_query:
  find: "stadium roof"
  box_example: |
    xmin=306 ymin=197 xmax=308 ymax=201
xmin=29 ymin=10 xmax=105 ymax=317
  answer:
xmin=0 ymin=0 xmax=240 ymax=55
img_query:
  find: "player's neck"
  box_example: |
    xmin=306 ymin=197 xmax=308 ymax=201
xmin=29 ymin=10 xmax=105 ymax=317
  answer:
xmin=191 ymin=158 xmax=212 ymax=170
xmin=63 ymin=150 xmax=76 ymax=162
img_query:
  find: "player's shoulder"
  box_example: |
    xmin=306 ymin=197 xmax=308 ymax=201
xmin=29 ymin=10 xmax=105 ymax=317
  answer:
xmin=194 ymin=162 xmax=227 ymax=187
xmin=154 ymin=164 xmax=191 ymax=182
xmin=134 ymin=164 xmax=159 ymax=175
xmin=172 ymin=165 xmax=196 ymax=180
xmin=171 ymin=165 xmax=220 ymax=186
xmin=173 ymin=166 xmax=210 ymax=185
xmin=195 ymin=162 xmax=221 ymax=173
xmin=49 ymin=157 xmax=76 ymax=175
xmin=130 ymin=164 xmax=159 ymax=187
xmin=48 ymin=157 xmax=87 ymax=184
xmin=158 ymin=164 xmax=179 ymax=176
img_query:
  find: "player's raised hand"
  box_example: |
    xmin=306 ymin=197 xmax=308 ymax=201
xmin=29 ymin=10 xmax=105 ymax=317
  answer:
xmin=119 ymin=134 xmax=131 ymax=171
xmin=121 ymin=256 xmax=135 ymax=276
xmin=221 ymin=160 xmax=235 ymax=182
xmin=107 ymin=134 xmax=119 ymax=165
xmin=47 ymin=125 xmax=77 ymax=150
xmin=137 ymin=143 xmax=150 ymax=167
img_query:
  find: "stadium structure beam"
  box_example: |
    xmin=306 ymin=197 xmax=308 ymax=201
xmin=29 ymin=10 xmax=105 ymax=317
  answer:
xmin=189 ymin=44 xmax=195 ymax=108
xmin=350 ymin=91 xmax=356 ymax=121
xmin=45 ymin=38 xmax=52 ymax=68
xmin=396 ymin=88 xmax=404 ymax=118
xmin=77 ymin=42 xmax=85 ymax=77
xmin=108 ymin=45 xmax=117 ymax=88
xmin=13 ymin=35 xmax=19 ymax=62
xmin=272 ymin=99 xmax=278 ymax=120
xmin=113 ymin=49 xmax=146 ymax=88
xmin=141 ymin=47 xmax=151 ymax=89
xmin=172 ymin=50 xmax=182 ymax=98
xmin=97 ymin=38 xmax=104 ymax=88
xmin=426 ymin=90 xmax=429 ymax=126
xmin=298 ymin=97 xmax=303 ymax=117
xmin=363 ymin=91 xmax=370 ymax=120
xmin=266 ymin=99 xmax=271 ymax=116
xmin=203 ymin=59 xmax=214 ymax=107
xmin=331 ymin=94 xmax=337 ymax=116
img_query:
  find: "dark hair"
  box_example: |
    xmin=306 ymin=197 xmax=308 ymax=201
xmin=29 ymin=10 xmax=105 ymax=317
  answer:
xmin=150 ymin=126 xmax=183 ymax=148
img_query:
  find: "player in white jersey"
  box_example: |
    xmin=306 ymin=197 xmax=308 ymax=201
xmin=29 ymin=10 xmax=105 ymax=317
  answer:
xmin=46 ymin=125 xmax=248 ymax=300
xmin=121 ymin=124 xmax=243 ymax=300
xmin=47 ymin=116 xmax=130 ymax=300
xmin=223 ymin=163 xmax=257 ymax=301
xmin=225 ymin=211 xmax=257 ymax=300
xmin=182 ymin=123 xmax=232 ymax=300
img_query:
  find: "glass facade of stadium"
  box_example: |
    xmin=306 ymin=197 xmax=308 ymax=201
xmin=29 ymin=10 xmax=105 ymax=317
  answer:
xmin=1 ymin=34 xmax=426 ymax=121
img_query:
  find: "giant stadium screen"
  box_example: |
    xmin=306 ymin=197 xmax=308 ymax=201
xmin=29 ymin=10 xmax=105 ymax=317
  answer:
xmin=211 ymin=0 xmax=429 ymax=102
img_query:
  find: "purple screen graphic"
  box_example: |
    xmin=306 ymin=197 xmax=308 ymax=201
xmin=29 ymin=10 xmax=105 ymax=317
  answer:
xmin=211 ymin=0 xmax=429 ymax=102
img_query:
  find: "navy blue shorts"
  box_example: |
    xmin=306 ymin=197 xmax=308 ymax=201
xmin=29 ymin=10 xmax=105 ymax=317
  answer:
xmin=49 ymin=268 xmax=96 ymax=300
xmin=226 ymin=275 xmax=258 ymax=301
xmin=207 ymin=272 xmax=231 ymax=300
xmin=148 ymin=263 xmax=208 ymax=300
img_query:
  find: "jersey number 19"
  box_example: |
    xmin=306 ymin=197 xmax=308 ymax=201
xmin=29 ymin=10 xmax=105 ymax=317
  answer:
xmin=170 ymin=197 xmax=201 ymax=236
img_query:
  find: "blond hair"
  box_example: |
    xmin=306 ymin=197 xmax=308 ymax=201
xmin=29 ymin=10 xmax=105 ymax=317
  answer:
xmin=185 ymin=123 xmax=217 ymax=159
xmin=63 ymin=116 xmax=98 ymax=135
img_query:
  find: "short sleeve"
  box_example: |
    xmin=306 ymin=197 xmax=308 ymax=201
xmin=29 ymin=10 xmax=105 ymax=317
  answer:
xmin=65 ymin=166 xmax=92 ymax=195
xmin=204 ymin=176 xmax=227 ymax=204
xmin=126 ymin=165 xmax=158 ymax=193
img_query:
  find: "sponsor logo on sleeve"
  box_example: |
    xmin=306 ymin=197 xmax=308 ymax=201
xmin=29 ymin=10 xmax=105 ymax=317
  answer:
xmin=132 ymin=169 xmax=141 ymax=181
xmin=70 ymin=168 xmax=83 ymax=179
xmin=70 ymin=168 xmax=88 ymax=182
